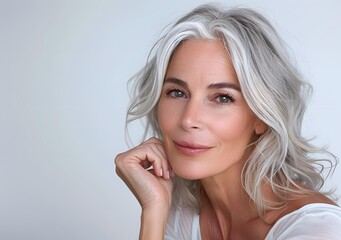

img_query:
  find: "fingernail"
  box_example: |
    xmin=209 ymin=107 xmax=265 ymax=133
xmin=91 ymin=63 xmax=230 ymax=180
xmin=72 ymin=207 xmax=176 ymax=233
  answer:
xmin=166 ymin=170 xmax=170 ymax=179
xmin=159 ymin=168 xmax=163 ymax=177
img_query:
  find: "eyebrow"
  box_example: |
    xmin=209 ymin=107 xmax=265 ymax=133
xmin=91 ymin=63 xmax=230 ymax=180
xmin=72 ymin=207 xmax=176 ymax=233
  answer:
xmin=164 ymin=77 xmax=188 ymax=88
xmin=208 ymin=82 xmax=241 ymax=91
xmin=164 ymin=77 xmax=241 ymax=91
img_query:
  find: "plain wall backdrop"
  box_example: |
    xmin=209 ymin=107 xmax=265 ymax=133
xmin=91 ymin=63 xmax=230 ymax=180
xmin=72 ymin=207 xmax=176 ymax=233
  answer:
xmin=0 ymin=0 xmax=340 ymax=239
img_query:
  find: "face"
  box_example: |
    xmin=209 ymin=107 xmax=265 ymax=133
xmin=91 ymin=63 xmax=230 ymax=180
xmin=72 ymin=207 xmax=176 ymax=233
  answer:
xmin=157 ymin=39 xmax=266 ymax=180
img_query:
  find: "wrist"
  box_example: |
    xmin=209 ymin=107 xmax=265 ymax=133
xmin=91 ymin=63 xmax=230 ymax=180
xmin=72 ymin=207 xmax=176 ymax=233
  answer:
xmin=139 ymin=204 xmax=170 ymax=240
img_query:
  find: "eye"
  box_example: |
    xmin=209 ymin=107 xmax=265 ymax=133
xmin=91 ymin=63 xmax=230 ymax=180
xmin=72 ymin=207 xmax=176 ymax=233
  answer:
xmin=215 ymin=94 xmax=235 ymax=104
xmin=166 ymin=89 xmax=187 ymax=98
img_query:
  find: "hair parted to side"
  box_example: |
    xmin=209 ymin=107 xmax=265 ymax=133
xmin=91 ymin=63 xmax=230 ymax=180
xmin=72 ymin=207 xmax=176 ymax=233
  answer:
xmin=126 ymin=3 xmax=338 ymax=214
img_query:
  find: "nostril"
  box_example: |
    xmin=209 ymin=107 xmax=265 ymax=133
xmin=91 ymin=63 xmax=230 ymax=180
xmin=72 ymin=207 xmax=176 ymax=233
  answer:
xmin=181 ymin=116 xmax=202 ymax=130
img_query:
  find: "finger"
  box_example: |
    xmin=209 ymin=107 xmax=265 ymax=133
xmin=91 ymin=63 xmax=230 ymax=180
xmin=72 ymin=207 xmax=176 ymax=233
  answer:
xmin=116 ymin=138 xmax=168 ymax=179
xmin=152 ymin=141 xmax=172 ymax=179
xmin=135 ymin=139 xmax=166 ymax=177
xmin=145 ymin=141 xmax=170 ymax=179
xmin=153 ymin=141 xmax=167 ymax=159
xmin=147 ymin=143 xmax=167 ymax=178
xmin=138 ymin=149 xmax=163 ymax=177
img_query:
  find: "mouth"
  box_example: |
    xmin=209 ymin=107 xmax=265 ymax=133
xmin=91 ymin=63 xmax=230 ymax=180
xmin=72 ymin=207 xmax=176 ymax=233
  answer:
xmin=173 ymin=140 xmax=213 ymax=156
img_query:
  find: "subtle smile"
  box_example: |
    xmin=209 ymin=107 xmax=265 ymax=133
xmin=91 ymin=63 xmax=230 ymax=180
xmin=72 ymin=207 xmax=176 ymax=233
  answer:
xmin=173 ymin=140 xmax=213 ymax=156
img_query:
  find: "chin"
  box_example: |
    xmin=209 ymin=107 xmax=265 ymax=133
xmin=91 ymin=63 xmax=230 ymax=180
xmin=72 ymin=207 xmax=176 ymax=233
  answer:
xmin=174 ymin=171 xmax=200 ymax=180
xmin=170 ymin=161 xmax=209 ymax=180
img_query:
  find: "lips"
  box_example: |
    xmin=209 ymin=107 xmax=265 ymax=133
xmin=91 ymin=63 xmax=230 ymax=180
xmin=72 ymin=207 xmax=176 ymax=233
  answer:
xmin=173 ymin=140 xmax=213 ymax=156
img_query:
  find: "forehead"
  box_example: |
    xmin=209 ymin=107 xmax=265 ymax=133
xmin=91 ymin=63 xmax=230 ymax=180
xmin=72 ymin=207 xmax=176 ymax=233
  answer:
xmin=169 ymin=39 xmax=229 ymax=64
xmin=165 ymin=39 xmax=239 ymax=86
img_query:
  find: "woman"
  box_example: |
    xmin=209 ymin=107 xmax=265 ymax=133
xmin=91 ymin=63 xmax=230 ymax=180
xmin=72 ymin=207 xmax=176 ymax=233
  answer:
xmin=115 ymin=4 xmax=341 ymax=239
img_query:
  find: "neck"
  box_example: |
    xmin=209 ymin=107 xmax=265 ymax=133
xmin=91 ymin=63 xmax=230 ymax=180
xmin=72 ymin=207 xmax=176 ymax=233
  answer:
xmin=202 ymin=162 xmax=257 ymax=218
xmin=199 ymin=161 xmax=262 ymax=239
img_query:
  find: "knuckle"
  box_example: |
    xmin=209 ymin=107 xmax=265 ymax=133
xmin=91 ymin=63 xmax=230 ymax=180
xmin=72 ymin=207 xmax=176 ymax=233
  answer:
xmin=114 ymin=153 xmax=125 ymax=167
xmin=115 ymin=166 xmax=122 ymax=177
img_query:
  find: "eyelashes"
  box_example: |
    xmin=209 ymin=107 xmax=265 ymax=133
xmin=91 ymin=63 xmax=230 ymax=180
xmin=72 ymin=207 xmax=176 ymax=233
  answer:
xmin=214 ymin=94 xmax=235 ymax=104
xmin=166 ymin=88 xmax=188 ymax=98
xmin=165 ymin=88 xmax=236 ymax=104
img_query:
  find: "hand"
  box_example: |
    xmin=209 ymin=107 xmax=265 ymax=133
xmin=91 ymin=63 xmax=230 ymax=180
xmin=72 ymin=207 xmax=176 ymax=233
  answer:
xmin=115 ymin=137 xmax=174 ymax=211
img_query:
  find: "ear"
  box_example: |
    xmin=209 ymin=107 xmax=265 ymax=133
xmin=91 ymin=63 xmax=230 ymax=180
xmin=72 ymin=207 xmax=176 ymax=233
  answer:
xmin=255 ymin=120 xmax=267 ymax=135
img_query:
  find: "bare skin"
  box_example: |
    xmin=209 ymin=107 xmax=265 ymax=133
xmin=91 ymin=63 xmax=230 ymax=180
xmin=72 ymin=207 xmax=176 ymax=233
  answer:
xmin=199 ymin=174 xmax=336 ymax=239
xmin=115 ymin=39 xmax=337 ymax=240
xmin=115 ymin=138 xmax=173 ymax=239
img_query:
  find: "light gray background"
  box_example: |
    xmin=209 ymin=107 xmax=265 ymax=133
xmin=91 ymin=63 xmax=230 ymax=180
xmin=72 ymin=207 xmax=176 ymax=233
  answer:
xmin=1 ymin=0 xmax=340 ymax=239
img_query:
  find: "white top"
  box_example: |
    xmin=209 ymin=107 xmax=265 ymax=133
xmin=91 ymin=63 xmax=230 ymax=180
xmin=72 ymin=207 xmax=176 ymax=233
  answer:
xmin=165 ymin=203 xmax=341 ymax=240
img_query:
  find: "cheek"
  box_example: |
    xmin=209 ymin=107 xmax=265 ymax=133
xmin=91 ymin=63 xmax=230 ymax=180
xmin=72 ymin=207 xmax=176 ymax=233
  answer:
xmin=157 ymin=100 xmax=178 ymax=134
xmin=212 ymin=111 xmax=255 ymax=142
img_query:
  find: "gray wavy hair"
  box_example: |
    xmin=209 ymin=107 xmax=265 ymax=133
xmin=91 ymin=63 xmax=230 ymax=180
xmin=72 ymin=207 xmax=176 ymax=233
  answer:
xmin=126 ymin=4 xmax=337 ymax=214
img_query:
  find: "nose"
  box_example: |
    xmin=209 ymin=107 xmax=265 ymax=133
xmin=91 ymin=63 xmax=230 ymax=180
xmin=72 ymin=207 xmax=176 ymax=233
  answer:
xmin=180 ymin=98 xmax=204 ymax=130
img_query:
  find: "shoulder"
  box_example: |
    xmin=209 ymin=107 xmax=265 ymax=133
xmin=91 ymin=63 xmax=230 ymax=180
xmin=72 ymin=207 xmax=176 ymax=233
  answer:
xmin=265 ymin=203 xmax=341 ymax=240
